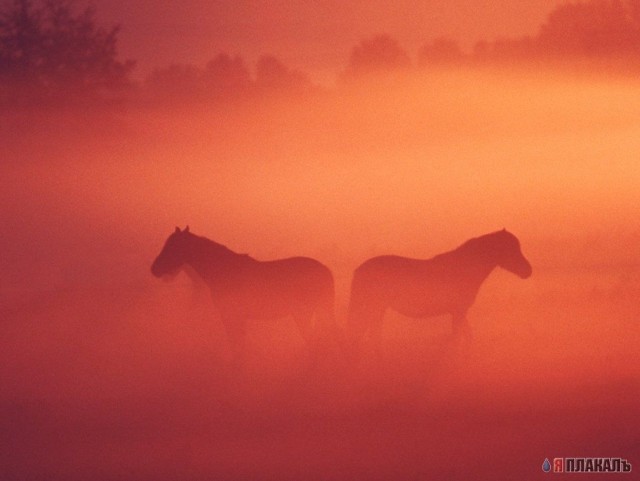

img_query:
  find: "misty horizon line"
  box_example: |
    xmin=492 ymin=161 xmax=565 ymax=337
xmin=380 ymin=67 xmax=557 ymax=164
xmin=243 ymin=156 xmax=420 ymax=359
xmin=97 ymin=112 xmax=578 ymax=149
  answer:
xmin=4 ymin=49 xmax=640 ymax=110
xmin=6 ymin=0 xmax=640 ymax=107
xmin=88 ymin=0 xmax=640 ymax=81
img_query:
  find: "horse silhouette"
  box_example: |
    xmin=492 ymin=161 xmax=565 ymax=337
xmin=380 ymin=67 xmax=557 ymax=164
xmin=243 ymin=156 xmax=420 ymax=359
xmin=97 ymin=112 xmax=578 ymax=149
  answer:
xmin=151 ymin=227 xmax=336 ymax=359
xmin=347 ymin=229 xmax=532 ymax=351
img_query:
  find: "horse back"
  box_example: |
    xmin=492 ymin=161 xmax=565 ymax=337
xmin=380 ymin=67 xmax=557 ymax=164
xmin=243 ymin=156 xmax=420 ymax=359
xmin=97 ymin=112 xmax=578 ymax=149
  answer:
xmin=208 ymin=255 xmax=334 ymax=319
xmin=258 ymin=256 xmax=333 ymax=288
xmin=350 ymin=253 xmax=482 ymax=316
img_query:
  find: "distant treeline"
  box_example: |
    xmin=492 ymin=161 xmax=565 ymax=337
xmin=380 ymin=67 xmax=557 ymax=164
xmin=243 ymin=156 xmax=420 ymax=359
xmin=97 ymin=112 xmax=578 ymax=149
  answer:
xmin=3 ymin=0 xmax=640 ymax=107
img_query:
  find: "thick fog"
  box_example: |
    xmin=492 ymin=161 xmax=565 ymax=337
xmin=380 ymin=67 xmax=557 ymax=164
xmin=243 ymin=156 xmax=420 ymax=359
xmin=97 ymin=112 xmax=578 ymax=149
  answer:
xmin=2 ymin=68 xmax=639 ymax=480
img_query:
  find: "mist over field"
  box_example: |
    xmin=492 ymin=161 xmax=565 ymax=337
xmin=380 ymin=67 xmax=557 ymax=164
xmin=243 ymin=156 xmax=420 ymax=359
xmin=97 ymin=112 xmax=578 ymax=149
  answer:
xmin=2 ymin=67 xmax=639 ymax=480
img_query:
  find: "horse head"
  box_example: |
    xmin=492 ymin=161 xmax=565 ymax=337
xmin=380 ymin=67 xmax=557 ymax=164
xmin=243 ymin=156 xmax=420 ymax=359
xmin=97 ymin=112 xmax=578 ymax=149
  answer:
xmin=151 ymin=226 xmax=192 ymax=278
xmin=494 ymin=229 xmax=532 ymax=279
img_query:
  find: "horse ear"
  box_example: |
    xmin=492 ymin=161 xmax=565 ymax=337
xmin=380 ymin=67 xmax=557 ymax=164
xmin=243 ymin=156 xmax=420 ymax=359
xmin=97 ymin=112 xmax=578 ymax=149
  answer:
xmin=175 ymin=227 xmax=181 ymax=233
xmin=185 ymin=225 xmax=190 ymax=233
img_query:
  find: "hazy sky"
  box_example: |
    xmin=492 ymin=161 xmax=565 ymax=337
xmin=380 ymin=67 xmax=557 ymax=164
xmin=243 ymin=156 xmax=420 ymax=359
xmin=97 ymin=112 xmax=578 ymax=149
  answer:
xmin=94 ymin=0 xmax=566 ymax=82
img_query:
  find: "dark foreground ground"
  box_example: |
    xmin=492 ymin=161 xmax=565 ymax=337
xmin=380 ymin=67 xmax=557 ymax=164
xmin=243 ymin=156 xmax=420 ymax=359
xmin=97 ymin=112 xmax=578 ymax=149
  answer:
xmin=1 ymin=278 xmax=638 ymax=481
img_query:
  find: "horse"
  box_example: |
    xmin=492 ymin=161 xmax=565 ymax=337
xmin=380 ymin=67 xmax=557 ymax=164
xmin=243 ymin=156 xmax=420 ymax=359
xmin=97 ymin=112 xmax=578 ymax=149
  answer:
xmin=151 ymin=227 xmax=336 ymax=360
xmin=347 ymin=229 xmax=532 ymax=351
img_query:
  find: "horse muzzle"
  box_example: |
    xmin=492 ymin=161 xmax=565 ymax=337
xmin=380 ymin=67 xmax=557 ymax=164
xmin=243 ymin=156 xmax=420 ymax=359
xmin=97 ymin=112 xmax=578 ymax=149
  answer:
xmin=518 ymin=261 xmax=532 ymax=279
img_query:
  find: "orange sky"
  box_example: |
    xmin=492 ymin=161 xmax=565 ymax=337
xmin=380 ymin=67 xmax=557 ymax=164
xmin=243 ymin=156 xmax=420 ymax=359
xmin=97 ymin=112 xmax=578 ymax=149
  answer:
xmin=95 ymin=0 xmax=566 ymax=81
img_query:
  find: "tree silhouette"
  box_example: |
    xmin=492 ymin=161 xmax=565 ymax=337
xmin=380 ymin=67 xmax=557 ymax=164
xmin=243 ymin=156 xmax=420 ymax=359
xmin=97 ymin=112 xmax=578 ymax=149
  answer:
xmin=145 ymin=54 xmax=254 ymax=104
xmin=255 ymin=55 xmax=311 ymax=91
xmin=473 ymin=36 xmax=537 ymax=62
xmin=145 ymin=63 xmax=203 ymax=102
xmin=144 ymin=53 xmax=315 ymax=105
xmin=204 ymin=53 xmax=251 ymax=93
xmin=418 ymin=37 xmax=463 ymax=66
xmin=466 ymin=1 xmax=640 ymax=65
xmin=345 ymin=34 xmax=411 ymax=77
xmin=0 ymin=0 xmax=133 ymax=100
xmin=538 ymin=0 xmax=640 ymax=56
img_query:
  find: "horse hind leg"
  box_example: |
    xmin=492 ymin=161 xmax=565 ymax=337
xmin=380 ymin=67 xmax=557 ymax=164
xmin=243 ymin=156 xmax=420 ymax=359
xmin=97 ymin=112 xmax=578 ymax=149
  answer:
xmin=295 ymin=303 xmax=339 ymax=349
xmin=291 ymin=304 xmax=316 ymax=347
xmin=347 ymin=299 xmax=385 ymax=365
xmin=367 ymin=313 xmax=386 ymax=365
xmin=295 ymin=284 xmax=337 ymax=348
xmin=311 ymin=300 xmax=348 ymax=371
xmin=346 ymin=298 xmax=368 ymax=345
xmin=292 ymin=306 xmax=332 ymax=376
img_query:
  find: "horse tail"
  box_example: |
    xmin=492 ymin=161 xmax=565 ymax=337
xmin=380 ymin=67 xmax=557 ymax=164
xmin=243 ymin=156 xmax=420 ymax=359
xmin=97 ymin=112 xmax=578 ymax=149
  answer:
xmin=305 ymin=263 xmax=348 ymax=368
xmin=347 ymin=271 xmax=369 ymax=344
xmin=314 ymin=264 xmax=338 ymax=338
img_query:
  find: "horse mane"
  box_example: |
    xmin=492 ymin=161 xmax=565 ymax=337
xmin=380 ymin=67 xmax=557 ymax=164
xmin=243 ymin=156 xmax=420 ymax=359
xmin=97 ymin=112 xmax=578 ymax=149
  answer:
xmin=454 ymin=230 xmax=509 ymax=255
xmin=187 ymin=232 xmax=255 ymax=262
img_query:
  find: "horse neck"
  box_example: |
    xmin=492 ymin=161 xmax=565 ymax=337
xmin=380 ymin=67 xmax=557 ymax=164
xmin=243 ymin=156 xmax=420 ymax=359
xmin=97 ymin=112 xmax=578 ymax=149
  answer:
xmin=454 ymin=237 xmax=500 ymax=282
xmin=183 ymin=235 xmax=253 ymax=281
